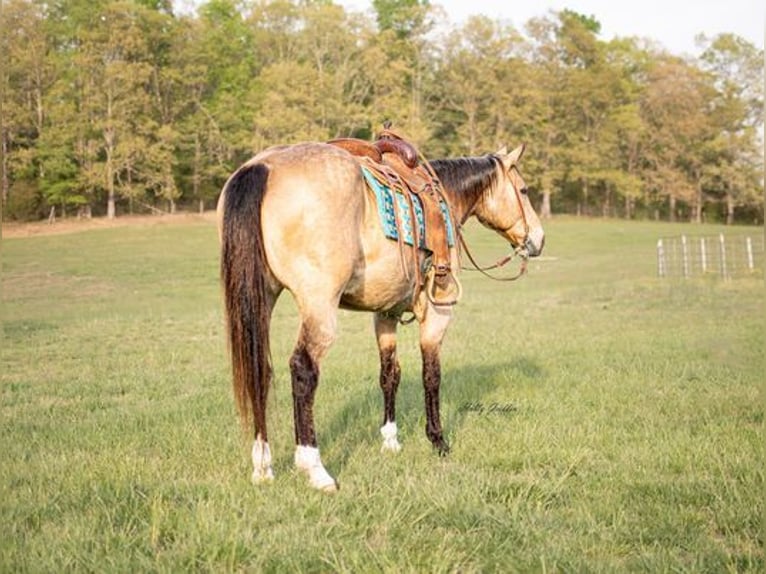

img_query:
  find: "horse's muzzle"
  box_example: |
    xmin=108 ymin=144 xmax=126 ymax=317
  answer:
xmin=524 ymin=230 xmax=545 ymax=258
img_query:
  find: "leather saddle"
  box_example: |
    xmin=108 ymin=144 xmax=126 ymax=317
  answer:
xmin=328 ymin=129 xmax=460 ymax=307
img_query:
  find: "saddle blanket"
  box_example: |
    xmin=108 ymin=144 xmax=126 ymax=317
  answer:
xmin=361 ymin=166 xmax=455 ymax=249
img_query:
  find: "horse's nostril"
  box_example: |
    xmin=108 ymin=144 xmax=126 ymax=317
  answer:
xmin=525 ymin=234 xmax=544 ymax=257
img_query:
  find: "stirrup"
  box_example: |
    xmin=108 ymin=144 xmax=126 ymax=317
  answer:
xmin=425 ymin=267 xmax=463 ymax=306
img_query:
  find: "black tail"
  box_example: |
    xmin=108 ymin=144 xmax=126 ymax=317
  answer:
xmin=220 ymin=163 xmax=272 ymax=440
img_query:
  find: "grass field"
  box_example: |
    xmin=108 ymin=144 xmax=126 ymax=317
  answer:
xmin=1 ymin=215 xmax=763 ymax=572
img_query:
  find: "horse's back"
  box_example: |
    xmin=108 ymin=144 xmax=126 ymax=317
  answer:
xmin=257 ymin=142 xmax=364 ymax=208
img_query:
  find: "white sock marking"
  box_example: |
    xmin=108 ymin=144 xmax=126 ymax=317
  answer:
xmin=295 ymin=445 xmax=337 ymax=492
xmin=251 ymin=438 xmax=275 ymax=484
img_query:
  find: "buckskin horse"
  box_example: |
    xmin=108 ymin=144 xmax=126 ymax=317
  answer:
xmin=217 ymin=137 xmax=545 ymax=491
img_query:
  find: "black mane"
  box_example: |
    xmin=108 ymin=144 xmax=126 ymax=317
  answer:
xmin=429 ymin=155 xmax=501 ymax=221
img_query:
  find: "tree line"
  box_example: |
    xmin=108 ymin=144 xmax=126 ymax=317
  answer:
xmin=1 ymin=0 xmax=763 ymax=223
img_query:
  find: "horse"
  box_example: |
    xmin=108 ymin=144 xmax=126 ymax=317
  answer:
xmin=216 ymin=141 xmax=544 ymax=491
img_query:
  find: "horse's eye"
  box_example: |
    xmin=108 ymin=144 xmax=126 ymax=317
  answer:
xmin=520 ymin=187 xmax=529 ymax=195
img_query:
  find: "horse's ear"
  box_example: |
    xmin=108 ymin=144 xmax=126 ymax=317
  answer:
xmin=496 ymin=145 xmax=508 ymax=156
xmin=501 ymin=143 xmax=526 ymax=170
xmin=506 ymin=143 xmax=526 ymax=165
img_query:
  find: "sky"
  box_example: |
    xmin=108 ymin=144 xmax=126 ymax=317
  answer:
xmin=339 ymin=0 xmax=764 ymax=57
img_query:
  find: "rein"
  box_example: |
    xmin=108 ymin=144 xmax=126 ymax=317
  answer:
xmin=459 ymin=234 xmax=529 ymax=281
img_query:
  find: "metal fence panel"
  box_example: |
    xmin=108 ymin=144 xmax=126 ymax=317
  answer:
xmin=657 ymin=233 xmax=764 ymax=279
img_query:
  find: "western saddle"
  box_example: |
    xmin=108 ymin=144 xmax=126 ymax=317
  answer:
xmin=328 ymin=126 xmax=461 ymax=307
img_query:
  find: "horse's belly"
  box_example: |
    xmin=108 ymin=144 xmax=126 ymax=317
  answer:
xmin=339 ymin=267 xmax=414 ymax=313
xmin=339 ymin=194 xmax=421 ymax=313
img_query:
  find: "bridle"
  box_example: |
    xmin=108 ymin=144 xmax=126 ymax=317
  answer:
xmin=459 ymin=161 xmax=530 ymax=282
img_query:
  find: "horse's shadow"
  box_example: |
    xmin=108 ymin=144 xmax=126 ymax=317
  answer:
xmin=320 ymin=356 xmax=546 ymax=471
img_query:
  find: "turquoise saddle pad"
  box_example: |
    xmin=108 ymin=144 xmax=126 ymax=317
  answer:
xmin=361 ymin=166 xmax=455 ymax=249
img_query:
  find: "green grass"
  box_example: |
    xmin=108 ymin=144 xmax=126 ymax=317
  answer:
xmin=1 ymin=216 xmax=763 ymax=572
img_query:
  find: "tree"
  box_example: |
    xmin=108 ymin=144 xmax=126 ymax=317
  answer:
xmin=519 ymin=11 xmax=633 ymax=218
xmin=195 ymin=0 xmax=255 ymax=164
xmin=248 ymin=0 xmax=301 ymax=69
xmin=603 ymin=38 xmax=652 ymax=219
xmin=436 ymin=16 xmax=526 ymax=155
xmin=367 ymin=0 xmax=437 ymax=144
xmin=1 ymin=0 xmax=54 ymax=217
xmin=641 ymin=54 xmax=715 ymax=222
xmin=168 ymin=15 xmax=229 ymax=212
xmin=552 ymin=10 xmax=630 ymax=218
xmin=372 ymin=0 xmax=430 ymax=40
xmin=698 ymin=34 xmax=764 ymax=224
xmin=1 ymin=0 xmax=763 ymax=223
xmin=296 ymin=2 xmax=373 ymax=138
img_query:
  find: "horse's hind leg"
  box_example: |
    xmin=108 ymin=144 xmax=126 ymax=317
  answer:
xmin=251 ymin=288 xmax=281 ymax=484
xmin=290 ymin=304 xmax=339 ymax=491
xmin=375 ymin=313 xmax=402 ymax=452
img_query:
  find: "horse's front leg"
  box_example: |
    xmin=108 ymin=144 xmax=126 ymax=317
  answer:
xmin=375 ymin=313 xmax=402 ymax=452
xmin=419 ymin=304 xmax=453 ymax=455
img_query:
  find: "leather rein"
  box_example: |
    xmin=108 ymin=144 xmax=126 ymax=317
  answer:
xmin=458 ymin=162 xmax=530 ymax=282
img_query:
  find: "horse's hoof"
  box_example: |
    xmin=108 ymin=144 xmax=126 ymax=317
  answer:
xmin=316 ymin=479 xmax=339 ymax=493
xmin=251 ymin=467 xmax=275 ymax=484
xmin=380 ymin=421 xmax=402 ymax=453
xmin=307 ymin=466 xmax=338 ymax=492
xmin=435 ymin=441 xmax=450 ymax=457
xmin=381 ymin=438 xmax=402 ymax=453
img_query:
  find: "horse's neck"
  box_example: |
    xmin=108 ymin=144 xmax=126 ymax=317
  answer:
xmin=447 ymin=186 xmax=484 ymax=226
xmin=430 ymin=156 xmax=499 ymax=225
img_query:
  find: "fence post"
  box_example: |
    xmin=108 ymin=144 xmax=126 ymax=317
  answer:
xmin=719 ymin=233 xmax=729 ymax=280
xmin=681 ymin=235 xmax=689 ymax=278
xmin=657 ymin=239 xmax=666 ymax=278
xmin=700 ymin=237 xmax=707 ymax=274
xmin=745 ymin=236 xmax=754 ymax=272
